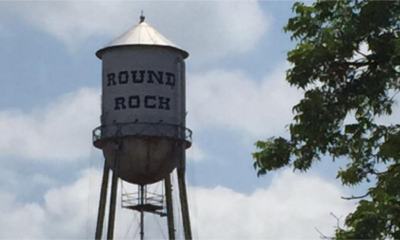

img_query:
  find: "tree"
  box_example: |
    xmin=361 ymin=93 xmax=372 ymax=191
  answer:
xmin=252 ymin=0 xmax=400 ymax=239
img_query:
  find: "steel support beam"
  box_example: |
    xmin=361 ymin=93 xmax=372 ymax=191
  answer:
xmin=106 ymin=170 xmax=118 ymax=240
xmin=177 ymin=167 xmax=192 ymax=240
xmin=95 ymin=162 xmax=110 ymax=240
xmin=140 ymin=185 xmax=145 ymax=240
xmin=165 ymin=175 xmax=175 ymax=240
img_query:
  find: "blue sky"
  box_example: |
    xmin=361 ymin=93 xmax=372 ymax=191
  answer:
xmin=0 ymin=1 xmax=373 ymax=239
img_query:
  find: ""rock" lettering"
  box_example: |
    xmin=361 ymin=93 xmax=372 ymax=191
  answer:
xmin=114 ymin=95 xmax=171 ymax=111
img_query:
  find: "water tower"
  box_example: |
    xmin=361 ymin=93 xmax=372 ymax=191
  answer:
xmin=92 ymin=14 xmax=192 ymax=240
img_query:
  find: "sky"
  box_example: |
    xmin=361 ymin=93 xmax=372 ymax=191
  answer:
xmin=0 ymin=1 xmax=384 ymax=239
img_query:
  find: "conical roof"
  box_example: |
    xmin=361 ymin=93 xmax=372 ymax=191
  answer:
xmin=96 ymin=17 xmax=189 ymax=59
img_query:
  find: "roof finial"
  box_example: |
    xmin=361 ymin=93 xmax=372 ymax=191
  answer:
xmin=140 ymin=10 xmax=145 ymax=23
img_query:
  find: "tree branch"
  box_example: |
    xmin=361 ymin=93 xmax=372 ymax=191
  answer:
xmin=388 ymin=62 xmax=400 ymax=74
xmin=330 ymin=212 xmax=343 ymax=228
xmin=389 ymin=91 xmax=400 ymax=103
xmin=355 ymin=49 xmax=369 ymax=58
xmin=342 ymin=61 xmax=371 ymax=67
xmin=315 ymin=227 xmax=334 ymax=240
xmin=375 ymin=163 xmax=400 ymax=175
xmin=315 ymin=213 xmax=342 ymax=240
xmin=341 ymin=192 xmax=370 ymax=200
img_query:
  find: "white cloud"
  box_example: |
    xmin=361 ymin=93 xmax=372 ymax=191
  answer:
xmin=0 ymin=62 xmax=299 ymax=162
xmin=187 ymin=63 xmax=303 ymax=139
xmin=191 ymin=171 xmax=354 ymax=239
xmin=32 ymin=174 xmax=58 ymax=187
xmin=0 ymin=88 xmax=100 ymax=161
xmin=0 ymin=1 xmax=268 ymax=62
xmin=0 ymin=85 xmax=212 ymax=162
xmin=0 ymin=168 xmax=354 ymax=239
xmin=187 ymin=143 xmax=208 ymax=162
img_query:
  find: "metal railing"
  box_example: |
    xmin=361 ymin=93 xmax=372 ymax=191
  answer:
xmin=92 ymin=121 xmax=192 ymax=144
xmin=121 ymin=191 xmax=165 ymax=208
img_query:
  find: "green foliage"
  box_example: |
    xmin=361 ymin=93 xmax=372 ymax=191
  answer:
xmin=253 ymin=0 xmax=400 ymax=238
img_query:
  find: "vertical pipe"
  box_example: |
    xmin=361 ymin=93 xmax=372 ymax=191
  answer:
xmin=140 ymin=185 xmax=145 ymax=240
xmin=165 ymin=175 xmax=175 ymax=240
xmin=95 ymin=162 xmax=110 ymax=240
xmin=176 ymin=56 xmax=186 ymax=171
xmin=106 ymin=170 xmax=119 ymax=240
xmin=177 ymin=53 xmax=192 ymax=240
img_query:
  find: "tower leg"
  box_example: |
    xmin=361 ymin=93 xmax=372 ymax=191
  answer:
xmin=177 ymin=168 xmax=192 ymax=240
xmin=106 ymin=170 xmax=119 ymax=240
xmin=165 ymin=175 xmax=175 ymax=240
xmin=140 ymin=185 xmax=145 ymax=240
xmin=95 ymin=162 xmax=110 ymax=240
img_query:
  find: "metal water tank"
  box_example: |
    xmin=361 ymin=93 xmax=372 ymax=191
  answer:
xmin=93 ymin=16 xmax=191 ymax=185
